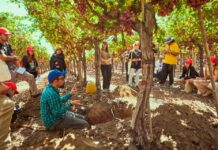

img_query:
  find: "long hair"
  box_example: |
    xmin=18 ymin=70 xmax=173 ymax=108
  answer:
xmin=27 ymin=51 xmax=36 ymax=63
xmin=101 ymin=41 xmax=109 ymax=53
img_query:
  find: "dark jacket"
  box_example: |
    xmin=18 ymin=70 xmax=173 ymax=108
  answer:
xmin=21 ymin=55 xmax=38 ymax=77
xmin=180 ymin=66 xmax=199 ymax=80
xmin=128 ymin=49 xmax=142 ymax=69
xmin=49 ymin=53 xmax=66 ymax=71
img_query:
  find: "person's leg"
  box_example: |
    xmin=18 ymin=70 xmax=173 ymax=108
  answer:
xmin=128 ymin=68 xmax=135 ymax=86
xmin=0 ymin=96 xmax=14 ymax=147
xmin=107 ymin=65 xmax=112 ymax=89
xmin=159 ymin=64 xmax=169 ymax=84
xmin=193 ymin=80 xmax=210 ymax=94
xmin=52 ymin=111 xmax=89 ymax=130
xmin=168 ymin=64 xmax=174 ymax=86
xmin=184 ymin=80 xmax=193 ymax=93
xmin=101 ymin=65 xmax=107 ymax=90
xmin=16 ymin=71 xmax=39 ymax=95
xmin=125 ymin=62 xmax=129 ymax=82
xmin=135 ymin=69 xmax=141 ymax=86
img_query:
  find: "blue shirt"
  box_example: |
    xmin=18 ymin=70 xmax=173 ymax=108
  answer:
xmin=40 ymin=84 xmax=72 ymax=128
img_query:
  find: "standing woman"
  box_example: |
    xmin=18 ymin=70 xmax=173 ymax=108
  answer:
xmin=21 ymin=46 xmax=39 ymax=78
xmin=100 ymin=40 xmax=112 ymax=91
xmin=50 ymin=48 xmax=66 ymax=72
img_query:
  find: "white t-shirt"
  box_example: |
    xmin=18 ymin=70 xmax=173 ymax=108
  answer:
xmin=154 ymin=60 xmax=163 ymax=74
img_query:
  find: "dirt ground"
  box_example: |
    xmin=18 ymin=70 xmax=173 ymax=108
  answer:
xmin=7 ymin=71 xmax=218 ymax=150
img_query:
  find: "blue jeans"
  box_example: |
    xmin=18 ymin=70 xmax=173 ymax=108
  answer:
xmin=49 ymin=111 xmax=89 ymax=130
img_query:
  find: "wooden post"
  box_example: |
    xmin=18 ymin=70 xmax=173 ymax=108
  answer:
xmin=197 ymin=7 xmax=218 ymax=115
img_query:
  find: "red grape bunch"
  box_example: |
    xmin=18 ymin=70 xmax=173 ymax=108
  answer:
xmin=119 ymin=9 xmax=136 ymax=35
xmin=75 ymin=0 xmax=87 ymax=15
xmin=187 ymin=0 xmax=208 ymax=8
xmin=153 ymin=0 xmax=180 ymax=16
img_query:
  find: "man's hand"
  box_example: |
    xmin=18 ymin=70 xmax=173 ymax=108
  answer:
xmin=70 ymin=85 xmax=77 ymax=95
xmin=163 ymin=49 xmax=170 ymax=54
xmin=71 ymin=100 xmax=81 ymax=106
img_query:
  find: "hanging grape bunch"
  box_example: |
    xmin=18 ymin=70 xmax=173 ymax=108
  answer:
xmin=74 ymin=0 xmax=87 ymax=15
xmin=187 ymin=0 xmax=208 ymax=8
xmin=97 ymin=16 xmax=107 ymax=33
xmin=119 ymin=9 xmax=136 ymax=35
xmin=153 ymin=0 xmax=180 ymax=16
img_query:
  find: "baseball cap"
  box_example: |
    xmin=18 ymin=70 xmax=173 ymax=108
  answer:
xmin=165 ymin=37 xmax=174 ymax=43
xmin=185 ymin=59 xmax=193 ymax=64
xmin=27 ymin=46 xmax=34 ymax=52
xmin=211 ymin=56 xmax=217 ymax=63
xmin=0 ymin=27 xmax=12 ymax=35
xmin=48 ymin=69 xmax=67 ymax=83
xmin=4 ymin=82 xmax=19 ymax=94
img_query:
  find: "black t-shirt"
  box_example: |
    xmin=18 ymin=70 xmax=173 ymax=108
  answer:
xmin=129 ymin=49 xmax=142 ymax=69
xmin=0 ymin=43 xmax=16 ymax=70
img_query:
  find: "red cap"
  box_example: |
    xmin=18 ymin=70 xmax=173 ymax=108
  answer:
xmin=185 ymin=59 xmax=192 ymax=64
xmin=0 ymin=27 xmax=11 ymax=35
xmin=27 ymin=46 xmax=34 ymax=52
xmin=4 ymin=82 xmax=19 ymax=94
xmin=211 ymin=56 xmax=217 ymax=63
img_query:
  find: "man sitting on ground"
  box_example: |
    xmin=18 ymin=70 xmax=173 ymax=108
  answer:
xmin=179 ymin=59 xmax=199 ymax=93
xmin=40 ymin=69 xmax=89 ymax=130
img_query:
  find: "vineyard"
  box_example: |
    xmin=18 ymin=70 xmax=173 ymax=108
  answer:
xmin=1 ymin=0 xmax=218 ymax=149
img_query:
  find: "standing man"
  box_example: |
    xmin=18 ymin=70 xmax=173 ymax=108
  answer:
xmin=0 ymin=27 xmax=40 ymax=98
xmin=123 ymin=45 xmax=132 ymax=82
xmin=160 ymin=37 xmax=180 ymax=87
xmin=128 ymin=41 xmax=142 ymax=88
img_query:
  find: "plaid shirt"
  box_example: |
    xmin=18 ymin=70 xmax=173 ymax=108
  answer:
xmin=40 ymin=84 xmax=72 ymax=128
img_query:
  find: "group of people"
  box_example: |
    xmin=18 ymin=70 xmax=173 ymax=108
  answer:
xmin=153 ymin=37 xmax=218 ymax=96
xmin=0 ymin=26 xmax=217 ymax=148
xmin=0 ymin=27 xmax=41 ymax=147
xmin=122 ymin=36 xmax=218 ymax=97
xmin=180 ymin=56 xmax=218 ymax=96
xmin=0 ymin=27 xmax=89 ymax=148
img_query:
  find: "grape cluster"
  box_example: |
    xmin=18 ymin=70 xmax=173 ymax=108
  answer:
xmin=187 ymin=0 xmax=208 ymax=8
xmin=75 ymin=0 xmax=87 ymax=15
xmin=153 ymin=0 xmax=180 ymax=16
xmin=119 ymin=9 xmax=136 ymax=35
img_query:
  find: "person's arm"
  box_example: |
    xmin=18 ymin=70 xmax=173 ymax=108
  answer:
xmin=60 ymin=93 xmax=72 ymax=103
xmin=0 ymin=53 xmax=17 ymax=62
xmin=170 ymin=43 xmax=179 ymax=56
xmin=48 ymin=94 xmax=72 ymax=117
